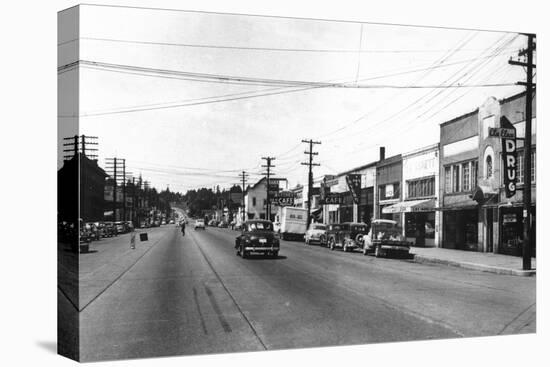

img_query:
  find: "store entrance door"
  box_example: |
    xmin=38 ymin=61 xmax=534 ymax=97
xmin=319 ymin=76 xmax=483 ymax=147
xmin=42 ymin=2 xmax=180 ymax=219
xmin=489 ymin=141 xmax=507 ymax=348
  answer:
xmin=487 ymin=208 xmax=493 ymax=253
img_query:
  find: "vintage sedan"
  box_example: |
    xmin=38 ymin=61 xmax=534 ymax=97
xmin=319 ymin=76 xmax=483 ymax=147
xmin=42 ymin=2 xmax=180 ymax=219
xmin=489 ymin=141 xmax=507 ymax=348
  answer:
xmin=327 ymin=222 xmax=368 ymax=252
xmin=235 ymin=220 xmax=280 ymax=258
xmin=362 ymin=219 xmax=411 ymax=257
xmin=304 ymin=223 xmax=327 ymax=245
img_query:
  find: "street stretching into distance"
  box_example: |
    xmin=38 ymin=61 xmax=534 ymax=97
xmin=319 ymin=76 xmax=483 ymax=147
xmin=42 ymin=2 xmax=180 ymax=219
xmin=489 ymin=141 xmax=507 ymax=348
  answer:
xmin=76 ymin=219 xmax=535 ymax=362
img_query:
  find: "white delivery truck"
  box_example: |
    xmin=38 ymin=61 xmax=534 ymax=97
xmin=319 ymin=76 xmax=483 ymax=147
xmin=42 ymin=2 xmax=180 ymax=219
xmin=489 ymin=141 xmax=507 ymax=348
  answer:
xmin=273 ymin=207 xmax=308 ymax=241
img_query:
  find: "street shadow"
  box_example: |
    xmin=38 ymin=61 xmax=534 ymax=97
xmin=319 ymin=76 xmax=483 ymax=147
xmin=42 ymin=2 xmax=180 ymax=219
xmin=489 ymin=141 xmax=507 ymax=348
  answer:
xmin=79 ymin=250 xmax=98 ymax=254
xmin=243 ymin=254 xmax=288 ymax=261
xmin=35 ymin=340 xmax=57 ymax=354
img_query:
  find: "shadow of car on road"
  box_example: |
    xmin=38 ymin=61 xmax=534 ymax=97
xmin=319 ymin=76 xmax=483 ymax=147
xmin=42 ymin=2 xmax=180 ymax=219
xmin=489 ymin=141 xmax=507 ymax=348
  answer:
xmin=241 ymin=254 xmax=288 ymax=261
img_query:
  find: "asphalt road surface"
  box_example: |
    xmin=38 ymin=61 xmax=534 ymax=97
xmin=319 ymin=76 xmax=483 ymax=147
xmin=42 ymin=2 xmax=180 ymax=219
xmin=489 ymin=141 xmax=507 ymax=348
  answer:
xmin=79 ymin=225 xmax=536 ymax=361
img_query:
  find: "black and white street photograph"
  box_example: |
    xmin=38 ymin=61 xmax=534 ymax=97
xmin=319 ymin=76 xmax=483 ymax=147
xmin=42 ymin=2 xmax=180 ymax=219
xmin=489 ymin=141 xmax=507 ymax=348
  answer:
xmin=52 ymin=1 xmax=541 ymax=364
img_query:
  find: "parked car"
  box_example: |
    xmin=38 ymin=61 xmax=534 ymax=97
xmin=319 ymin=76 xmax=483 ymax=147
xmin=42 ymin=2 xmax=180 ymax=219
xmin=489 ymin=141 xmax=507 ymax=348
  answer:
xmin=208 ymin=219 xmax=218 ymax=227
xmin=86 ymin=222 xmax=101 ymax=241
xmin=169 ymin=219 xmax=175 ymax=224
xmin=304 ymin=223 xmax=327 ymax=245
xmin=103 ymin=221 xmax=117 ymax=237
xmin=235 ymin=220 xmax=280 ymax=258
xmin=194 ymin=219 xmax=206 ymax=230
xmin=161 ymin=220 xmax=166 ymax=225
xmin=114 ymin=221 xmax=126 ymax=234
xmin=218 ymin=221 xmax=228 ymax=228
xmin=326 ymin=222 xmax=368 ymax=252
xmin=363 ymin=219 xmax=411 ymax=258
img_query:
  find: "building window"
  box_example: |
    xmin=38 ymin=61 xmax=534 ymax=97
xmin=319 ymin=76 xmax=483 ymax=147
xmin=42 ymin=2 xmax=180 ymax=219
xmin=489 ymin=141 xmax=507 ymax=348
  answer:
xmin=444 ymin=166 xmax=452 ymax=193
xmin=452 ymin=165 xmax=460 ymax=192
xmin=486 ymin=155 xmax=493 ymax=179
xmin=407 ymin=177 xmax=435 ymax=199
xmin=517 ymin=150 xmax=536 ymax=184
xmin=462 ymin=162 xmax=471 ymax=191
xmin=252 ymin=197 xmax=256 ymax=206
xmin=472 ymin=160 xmax=478 ymax=187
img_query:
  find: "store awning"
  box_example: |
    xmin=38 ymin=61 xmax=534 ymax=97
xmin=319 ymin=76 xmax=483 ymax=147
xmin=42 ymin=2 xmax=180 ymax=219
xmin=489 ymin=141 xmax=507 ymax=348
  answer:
xmin=382 ymin=198 xmax=436 ymax=214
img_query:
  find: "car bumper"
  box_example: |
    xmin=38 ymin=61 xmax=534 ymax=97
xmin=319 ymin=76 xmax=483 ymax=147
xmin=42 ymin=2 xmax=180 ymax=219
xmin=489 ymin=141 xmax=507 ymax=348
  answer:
xmin=244 ymin=246 xmax=279 ymax=252
xmin=380 ymin=245 xmax=410 ymax=252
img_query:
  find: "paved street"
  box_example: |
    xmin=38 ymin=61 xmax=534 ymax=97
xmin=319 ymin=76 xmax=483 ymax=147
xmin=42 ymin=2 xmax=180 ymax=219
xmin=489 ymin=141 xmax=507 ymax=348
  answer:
xmin=76 ymin=224 xmax=535 ymax=361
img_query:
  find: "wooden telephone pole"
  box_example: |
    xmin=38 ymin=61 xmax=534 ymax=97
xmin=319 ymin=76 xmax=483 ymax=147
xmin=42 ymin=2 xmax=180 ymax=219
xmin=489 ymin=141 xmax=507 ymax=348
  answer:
xmin=509 ymin=33 xmax=536 ymax=270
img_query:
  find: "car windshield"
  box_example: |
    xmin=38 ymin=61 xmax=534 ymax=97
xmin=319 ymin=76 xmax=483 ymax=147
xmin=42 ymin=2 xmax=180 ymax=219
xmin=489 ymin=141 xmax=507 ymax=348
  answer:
xmin=248 ymin=222 xmax=272 ymax=231
xmin=312 ymin=224 xmax=326 ymax=230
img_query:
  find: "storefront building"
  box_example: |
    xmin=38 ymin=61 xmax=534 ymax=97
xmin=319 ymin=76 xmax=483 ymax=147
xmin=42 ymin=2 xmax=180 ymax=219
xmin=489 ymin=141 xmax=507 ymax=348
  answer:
xmin=375 ymin=153 xmax=403 ymax=226
xmin=382 ymin=144 xmax=440 ymax=247
xmin=439 ymin=91 xmax=536 ymax=255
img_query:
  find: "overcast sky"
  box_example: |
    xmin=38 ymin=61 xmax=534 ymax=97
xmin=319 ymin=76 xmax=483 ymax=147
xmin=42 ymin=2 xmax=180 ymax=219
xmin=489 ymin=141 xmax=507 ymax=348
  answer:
xmin=57 ymin=4 xmax=527 ymax=193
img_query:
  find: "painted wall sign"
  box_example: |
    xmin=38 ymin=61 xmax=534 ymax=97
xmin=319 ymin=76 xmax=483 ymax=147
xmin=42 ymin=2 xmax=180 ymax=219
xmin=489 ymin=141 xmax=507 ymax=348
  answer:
xmin=501 ymin=116 xmax=517 ymax=198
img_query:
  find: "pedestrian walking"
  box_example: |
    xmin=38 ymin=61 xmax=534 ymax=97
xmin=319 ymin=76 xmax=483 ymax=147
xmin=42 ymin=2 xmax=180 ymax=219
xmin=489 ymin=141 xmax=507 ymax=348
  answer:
xmin=130 ymin=231 xmax=136 ymax=249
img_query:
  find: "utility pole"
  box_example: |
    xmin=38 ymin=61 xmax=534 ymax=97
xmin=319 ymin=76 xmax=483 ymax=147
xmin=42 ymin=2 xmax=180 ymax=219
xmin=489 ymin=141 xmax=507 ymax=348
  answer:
xmin=509 ymin=33 xmax=536 ymax=271
xmin=105 ymin=157 xmax=126 ymax=221
xmin=63 ymin=135 xmax=98 ymax=161
xmin=261 ymin=157 xmax=276 ymax=221
xmin=238 ymin=171 xmax=249 ymax=223
xmin=301 ymin=139 xmax=321 ymax=229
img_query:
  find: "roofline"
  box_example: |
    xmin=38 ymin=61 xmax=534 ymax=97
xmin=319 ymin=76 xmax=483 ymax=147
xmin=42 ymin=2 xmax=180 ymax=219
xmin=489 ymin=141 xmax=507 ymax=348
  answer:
xmin=439 ymin=108 xmax=478 ymax=127
xmin=402 ymin=143 xmax=440 ymax=158
xmin=376 ymin=154 xmax=402 ymax=167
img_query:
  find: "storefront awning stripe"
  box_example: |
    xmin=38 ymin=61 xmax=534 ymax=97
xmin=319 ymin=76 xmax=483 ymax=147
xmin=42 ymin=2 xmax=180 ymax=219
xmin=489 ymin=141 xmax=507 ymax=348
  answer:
xmin=382 ymin=198 xmax=435 ymax=214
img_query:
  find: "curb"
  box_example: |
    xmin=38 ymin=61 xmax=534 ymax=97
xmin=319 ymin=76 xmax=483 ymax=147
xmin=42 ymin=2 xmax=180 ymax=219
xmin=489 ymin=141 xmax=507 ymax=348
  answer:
xmin=412 ymin=255 xmax=536 ymax=277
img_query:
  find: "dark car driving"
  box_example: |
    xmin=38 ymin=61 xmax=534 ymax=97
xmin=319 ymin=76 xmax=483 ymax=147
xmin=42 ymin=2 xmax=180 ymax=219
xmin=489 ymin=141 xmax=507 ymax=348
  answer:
xmin=326 ymin=222 xmax=369 ymax=252
xmin=235 ymin=220 xmax=280 ymax=258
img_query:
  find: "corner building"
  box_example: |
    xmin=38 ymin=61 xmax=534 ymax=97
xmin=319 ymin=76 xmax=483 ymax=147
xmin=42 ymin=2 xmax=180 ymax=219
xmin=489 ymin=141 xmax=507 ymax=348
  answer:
xmin=439 ymin=91 xmax=536 ymax=255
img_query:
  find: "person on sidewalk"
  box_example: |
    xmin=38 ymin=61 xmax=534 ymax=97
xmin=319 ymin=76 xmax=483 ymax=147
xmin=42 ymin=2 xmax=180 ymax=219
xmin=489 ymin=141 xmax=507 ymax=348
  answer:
xmin=181 ymin=220 xmax=186 ymax=236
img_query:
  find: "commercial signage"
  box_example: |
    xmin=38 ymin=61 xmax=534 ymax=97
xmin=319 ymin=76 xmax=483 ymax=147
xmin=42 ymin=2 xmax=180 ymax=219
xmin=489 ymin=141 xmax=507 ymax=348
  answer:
xmin=320 ymin=193 xmax=343 ymax=205
xmin=270 ymin=191 xmax=295 ymax=206
xmin=346 ymin=174 xmax=362 ymax=204
xmin=503 ymin=214 xmax=517 ymax=224
xmin=385 ymin=184 xmax=394 ymax=199
xmin=489 ymin=127 xmax=516 ymax=138
xmin=501 ymin=116 xmax=517 ymax=198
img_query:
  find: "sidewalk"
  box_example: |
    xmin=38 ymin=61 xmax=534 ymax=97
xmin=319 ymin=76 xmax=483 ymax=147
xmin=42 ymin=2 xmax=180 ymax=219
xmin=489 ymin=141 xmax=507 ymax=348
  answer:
xmin=410 ymin=247 xmax=536 ymax=277
xmin=78 ymin=226 xmax=175 ymax=310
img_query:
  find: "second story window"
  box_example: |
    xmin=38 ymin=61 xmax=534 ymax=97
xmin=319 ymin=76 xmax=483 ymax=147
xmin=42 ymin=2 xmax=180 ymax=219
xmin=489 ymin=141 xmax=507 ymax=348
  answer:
xmin=486 ymin=155 xmax=493 ymax=179
xmin=252 ymin=197 xmax=256 ymax=206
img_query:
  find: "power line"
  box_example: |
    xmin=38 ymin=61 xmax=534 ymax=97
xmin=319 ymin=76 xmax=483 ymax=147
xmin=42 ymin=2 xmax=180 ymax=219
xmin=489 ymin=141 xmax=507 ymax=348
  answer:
xmin=65 ymin=36 xmax=519 ymax=54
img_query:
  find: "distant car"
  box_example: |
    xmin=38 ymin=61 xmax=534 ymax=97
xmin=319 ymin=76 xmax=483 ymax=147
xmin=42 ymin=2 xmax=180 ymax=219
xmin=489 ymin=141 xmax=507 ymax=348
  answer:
xmin=363 ymin=219 xmax=411 ymax=258
xmin=194 ymin=219 xmax=206 ymax=230
xmin=304 ymin=223 xmax=327 ymax=245
xmin=161 ymin=220 xmax=166 ymax=225
xmin=218 ymin=221 xmax=228 ymax=228
xmin=125 ymin=221 xmax=134 ymax=232
xmin=103 ymin=221 xmax=117 ymax=237
xmin=327 ymin=222 xmax=368 ymax=252
xmin=235 ymin=220 xmax=279 ymax=258
xmin=169 ymin=219 xmax=175 ymax=224
xmin=114 ymin=221 xmax=126 ymax=234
